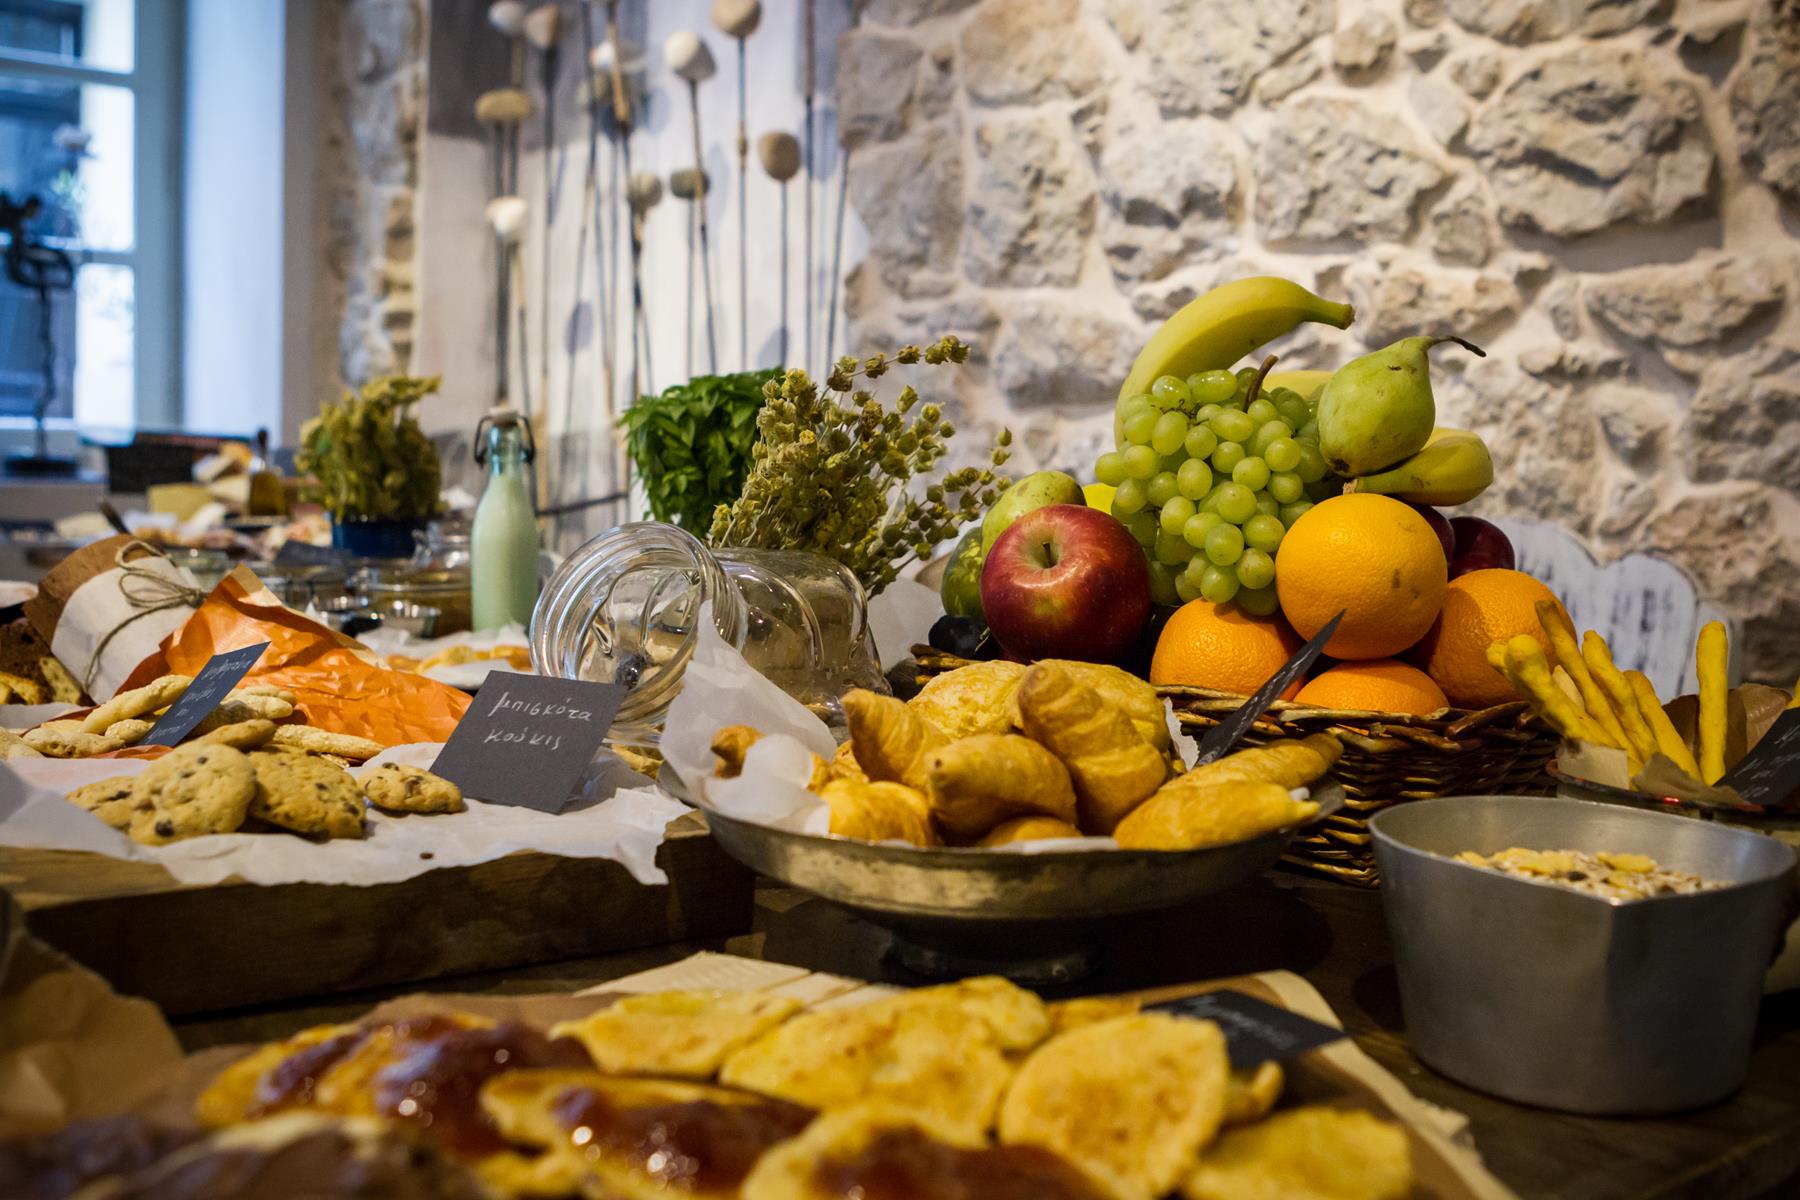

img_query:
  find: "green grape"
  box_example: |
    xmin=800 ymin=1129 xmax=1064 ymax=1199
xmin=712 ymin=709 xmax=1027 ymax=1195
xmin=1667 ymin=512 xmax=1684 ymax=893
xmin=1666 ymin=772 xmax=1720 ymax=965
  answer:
xmin=1197 ymin=485 xmax=1223 ymax=514
xmin=1124 ymin=509 xmax=1158 ymax=546
xmin=1151 ymin=375 xmax=1192 ymax=407
xmin=1237 ymin=548 xmax=1275 ymax=589
xmin=1235 ymin=584 xmax=1279 ymax=616
xmin=1255 ymin=493 xmax=1280 ymax=517
xmin=1112 ymin=478 xmax=1148 ymax=515
xmin=1200 ymin=563 xmax=1240 ymax=604
xmin=1267 ymin=471 xmax=1304 ymax=504
xmin=1211 ymin=409 xmax=1256 ymax=443
xmin=1214 ymin=482 xmax=1257 ymax=524
xmin=1183 ymin=425 xmax=1218 ymax=461
xmin=1094 ymin=451 xmax=1128 ymax=486
xmin=1270 ymin=389 xmax=1311 ymax=426
xmin=1155 ymin=529 xmax=1197 ymax=565
xmin=1235 ymin=366 xmax=1261 ymax=387
xmin=1279 ymin=500 xmax=1314 ymax=527
xmin=1184 ymin=510 xmax=1224 ymax=548
xmin=1147 ymin=471 xmax=1180 ymax=507
xmin=1264 ymin=437 xmax=1302 ymax=473
xmin=1245 ymin=397 xmax=1279 ymax=425
xmin=1160 ymin=495 xmax=1197 ymax=535
xmin=1296 ymin=419 xmax=1320 ymax=444
xmin=1248 ymin=420 xmax=1292 ymax=456
xmin=1191 ymin=369 xmax=1239 ymax=406
xmin=1122 ymin=444 xmax=1160 ymax=479
xmin=1232 ymin=457 xmax=1271 ymax=491
xmin=1120 ymin=395 xmax=1154 ymax=426
xmin=1176 ymin=457 xmax=1213 ymax=500
xmin=1174 ymin=571 xmax=1201 ymax=604
xmin=1244 ymin=513 xmax=1285 ymax=552
xmin=1151 ymin=411 xmax=1189 ymax=456
xmin=1204 ymin=522 xmax=1245 ymax=566
xmin=1147 ymin=560 xmax=1182 ymax=607
xmin=1122 ymin=408 xmax=1159 ymax=445
xmin=1294 ymin=443 xmax=1327 ymax=483
xmin=1212 ymin=441 xmax=1246 ymax=475
xmin=1197 ymin=403 xmax=1223 ymax=424
xmin=1160 ymin=452 xmax=1188 ymax=474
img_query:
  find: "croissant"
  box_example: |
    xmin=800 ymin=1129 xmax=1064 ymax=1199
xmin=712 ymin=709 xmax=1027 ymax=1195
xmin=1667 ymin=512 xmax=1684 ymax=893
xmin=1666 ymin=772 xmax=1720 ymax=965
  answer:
xmin=1112 ymin=780 xmax=1318 ymax=850
xmin=1177 ymin=733 xmax=1342 ymax=792
xmin=920 ymin=734 xmax=1078 ymax=838
xmin=1036 ymin=660 xmax=1171 ymax=752
xmin=843 ymin=689 xmax=947 ymax=790
xmin=975 ymin=815 xmax=1085 ymax=847
xmin=820 ymin=778 xmax=940 ymax=846
xmin=1016 ymin=663 xmax=1169 ymax=834
xmin=711 ymin=725 xmax=762 ymax=777
xmin=828 ymin=738 xmax=867 ymax=784
xmin=907 ymin=660 xmax=1027 ymax=739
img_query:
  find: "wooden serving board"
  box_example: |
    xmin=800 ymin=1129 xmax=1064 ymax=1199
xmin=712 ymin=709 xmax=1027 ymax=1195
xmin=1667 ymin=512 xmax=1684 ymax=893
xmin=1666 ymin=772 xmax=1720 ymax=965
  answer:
xmin=0 ymin=813 xmax=753 ymax=1016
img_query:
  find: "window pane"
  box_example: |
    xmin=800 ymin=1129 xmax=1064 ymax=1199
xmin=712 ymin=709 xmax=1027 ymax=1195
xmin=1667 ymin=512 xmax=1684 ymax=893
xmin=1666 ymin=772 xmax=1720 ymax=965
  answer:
xmin=0 ymin=0 xmax=133 ymax=74
xmin=0 ymin=70 xmax=132 ymax=252
xmin=72 ymin=259 xmax=129 ymax=429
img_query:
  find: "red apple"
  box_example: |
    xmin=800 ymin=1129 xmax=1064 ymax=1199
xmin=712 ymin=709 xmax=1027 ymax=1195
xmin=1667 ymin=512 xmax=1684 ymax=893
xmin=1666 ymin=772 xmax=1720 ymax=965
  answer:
xmin=1409 ymin=503 xmax=1455 ymax=563
xmin=980 ymin=504 xmax=1151 ymax=664
xmin=1449 ymin=516 xmax=1516 ymax=578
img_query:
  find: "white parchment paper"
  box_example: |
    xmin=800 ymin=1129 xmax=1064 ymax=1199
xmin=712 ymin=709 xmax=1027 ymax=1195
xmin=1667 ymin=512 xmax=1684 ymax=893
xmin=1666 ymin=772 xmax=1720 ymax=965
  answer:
xmin=347 ymin=623 xmax=535 ymax=691
xmin=0 ymin=744 xmax=686 ymax=887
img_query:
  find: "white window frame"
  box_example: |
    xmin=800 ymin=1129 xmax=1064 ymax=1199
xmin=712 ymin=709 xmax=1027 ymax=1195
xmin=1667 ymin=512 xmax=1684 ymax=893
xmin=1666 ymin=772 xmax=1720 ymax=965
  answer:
xmin=0 ymin=0 xmax=182 ymax=433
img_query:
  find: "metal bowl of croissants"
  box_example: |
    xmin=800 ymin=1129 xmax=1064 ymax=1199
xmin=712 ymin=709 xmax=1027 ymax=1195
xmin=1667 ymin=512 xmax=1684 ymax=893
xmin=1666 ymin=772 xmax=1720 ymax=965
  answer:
xmin=694 ymin=659 xmax=1343 ymax=982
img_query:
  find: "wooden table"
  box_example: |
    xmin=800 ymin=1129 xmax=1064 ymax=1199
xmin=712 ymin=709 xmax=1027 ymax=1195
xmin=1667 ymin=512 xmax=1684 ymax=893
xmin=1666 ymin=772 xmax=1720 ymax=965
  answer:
xmin=170 ymin=873 xmax=1800 ymax=1200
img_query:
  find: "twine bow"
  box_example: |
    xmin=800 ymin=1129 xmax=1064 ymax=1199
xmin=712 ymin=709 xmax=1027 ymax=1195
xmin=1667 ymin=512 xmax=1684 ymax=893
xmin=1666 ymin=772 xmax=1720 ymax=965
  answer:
xmin=82 ymin=540 xmax=209 ymax=693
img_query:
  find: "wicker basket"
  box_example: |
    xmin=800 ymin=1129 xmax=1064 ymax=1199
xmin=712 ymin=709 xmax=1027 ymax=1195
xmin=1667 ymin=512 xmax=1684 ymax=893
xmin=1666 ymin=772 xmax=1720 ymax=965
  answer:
xmin=909 ymin=648 xmax=1560 ymax=886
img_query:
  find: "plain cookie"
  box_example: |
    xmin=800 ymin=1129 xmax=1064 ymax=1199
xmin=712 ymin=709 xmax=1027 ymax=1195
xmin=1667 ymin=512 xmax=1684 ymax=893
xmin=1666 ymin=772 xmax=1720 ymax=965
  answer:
xmin=269 ymin=725 xmax=383 ymax=761
xmin=192 ymin=696 xmax=296 ymax=734
xmin=0 ymin=727 xmax=42 ymax=760
xmin=362 ymin=763 xmax=465 ymax=814
xmin=25 ymin=721 xmax=124 ymax=758
xmin=81 ymin=674 xmax=192 ymax=734
xmin=66 ymin=776 xmax=149 ymax=830
xmin=191 ymin=718 xmax=277 ymax=749
xmin=131 ymin=742 xmax=254 ymax=842
xmin=249 ymin=752 xmax=366 ymax=839
xmin=106 ymin=718 xmax=155 ymax=746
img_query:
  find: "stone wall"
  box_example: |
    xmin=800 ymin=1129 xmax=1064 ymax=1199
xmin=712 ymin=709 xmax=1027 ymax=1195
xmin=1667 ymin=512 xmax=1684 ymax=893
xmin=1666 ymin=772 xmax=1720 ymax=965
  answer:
xmin=840 ymin=0 xmax=1800 ymax=683
xmin=313 ymin=0 xmax=426 ymax=402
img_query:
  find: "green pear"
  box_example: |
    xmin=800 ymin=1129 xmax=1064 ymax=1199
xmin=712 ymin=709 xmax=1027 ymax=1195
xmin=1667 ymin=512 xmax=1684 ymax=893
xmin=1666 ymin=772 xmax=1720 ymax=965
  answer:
xmin=1316 ymin=335 xmax=1484 ymax=478
xmin=940 ymin=525 xmax=986 ymax=619
xmin=980 ymin=470 xmax=1084 ymax=553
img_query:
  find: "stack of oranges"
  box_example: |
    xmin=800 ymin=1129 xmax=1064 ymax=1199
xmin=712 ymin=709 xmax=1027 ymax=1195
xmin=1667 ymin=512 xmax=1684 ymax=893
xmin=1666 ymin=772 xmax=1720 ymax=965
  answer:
xmin=1150 ymin=493 xmax=1565 ymax=716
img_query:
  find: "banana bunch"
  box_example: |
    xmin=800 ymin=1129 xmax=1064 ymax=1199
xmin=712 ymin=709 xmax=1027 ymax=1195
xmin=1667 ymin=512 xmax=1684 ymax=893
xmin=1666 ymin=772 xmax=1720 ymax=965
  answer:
xmin=1340 ymin=426 xmax=1495 ymax=506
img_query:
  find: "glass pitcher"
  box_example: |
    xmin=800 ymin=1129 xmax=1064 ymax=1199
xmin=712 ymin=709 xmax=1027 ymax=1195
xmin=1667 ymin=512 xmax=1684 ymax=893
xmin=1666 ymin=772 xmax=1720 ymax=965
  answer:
xmin=532 ymin=522 xmax=889 ymax=746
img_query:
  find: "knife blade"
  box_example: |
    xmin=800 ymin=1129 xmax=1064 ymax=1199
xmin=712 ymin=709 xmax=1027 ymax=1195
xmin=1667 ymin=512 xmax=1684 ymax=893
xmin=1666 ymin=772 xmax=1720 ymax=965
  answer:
xmin=1192 ymin=610 xmax=1343 ymax=765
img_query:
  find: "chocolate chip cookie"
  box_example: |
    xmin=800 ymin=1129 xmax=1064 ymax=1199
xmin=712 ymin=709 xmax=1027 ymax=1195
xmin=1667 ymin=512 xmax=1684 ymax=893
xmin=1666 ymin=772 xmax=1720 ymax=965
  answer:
xmin=66 ymin=775 xmax=150 ymax=830
xmin=130 ymin=743 xmax=255 ymax=843
xmin=361 ymin=763 xmax=465 ymax=815
xmin=249 ymin=751 xmax=366 ymax=839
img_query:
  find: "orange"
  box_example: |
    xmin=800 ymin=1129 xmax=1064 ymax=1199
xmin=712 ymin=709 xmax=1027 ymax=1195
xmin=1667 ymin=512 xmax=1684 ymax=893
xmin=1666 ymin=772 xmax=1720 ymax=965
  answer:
xmin=1410 ymin=568 xmax=1567 ymax=709
xmin=1274 ymin=494 xmax=1448 ymax=660
xmin=1150 ymin=600 xmax=1303 ymax=698
xmin=1294 ymin=659 xmax=1449 ymax=716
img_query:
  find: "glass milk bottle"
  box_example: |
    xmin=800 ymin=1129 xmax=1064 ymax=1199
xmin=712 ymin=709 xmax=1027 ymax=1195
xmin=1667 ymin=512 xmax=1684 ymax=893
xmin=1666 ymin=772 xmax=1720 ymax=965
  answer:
xmin=470 ymin=407 xmax=540 ymax=631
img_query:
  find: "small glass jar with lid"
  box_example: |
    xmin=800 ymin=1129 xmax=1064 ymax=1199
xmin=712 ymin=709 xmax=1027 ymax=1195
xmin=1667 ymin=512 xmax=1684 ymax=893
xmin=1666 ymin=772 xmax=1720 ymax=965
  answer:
xmin=532 ymin=522 xmax=888 ymax=747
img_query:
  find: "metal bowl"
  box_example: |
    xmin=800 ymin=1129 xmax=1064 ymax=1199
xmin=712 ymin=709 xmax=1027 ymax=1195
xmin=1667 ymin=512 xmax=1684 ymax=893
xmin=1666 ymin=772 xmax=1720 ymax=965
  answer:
xmin=363 ymin=599 xmax=441 ymax=638
xmin=1371 ymin=795 xmax=1796 ymax=1115
xmin=691 ymin=781 xmax=1343 ymax=983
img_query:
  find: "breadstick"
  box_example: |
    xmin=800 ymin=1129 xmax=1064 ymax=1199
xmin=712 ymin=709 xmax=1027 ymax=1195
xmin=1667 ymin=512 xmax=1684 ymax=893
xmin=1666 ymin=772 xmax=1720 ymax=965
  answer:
xmin=1504 ymin=636 xmax=1611 ymax=746
xmin=1696 ymin=621 xmax=1729 ymax=784
xmin=1551 ymin=666 xmax=1583 ymax=709
xmin=1624 ymin=670 xmax=1703 ymax=780
xmin=1580 ymin=633 xmax=1656 ymax=763
xmin=1788 ymin=675 xmax=1798 ymax=710
xmin=1536 ymin=601 xmax=1626 ymax=750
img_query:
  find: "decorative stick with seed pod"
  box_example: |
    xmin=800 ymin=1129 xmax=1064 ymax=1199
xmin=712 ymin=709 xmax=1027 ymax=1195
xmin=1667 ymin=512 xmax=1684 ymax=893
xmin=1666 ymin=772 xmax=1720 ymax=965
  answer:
xmin=666 ymin=30 xmax=719 ymax=376
xmin=758 ymin=131 xmax=800 ymax=367
xmin=488 ymin=2 xmax=529 ymax=189
xmin=523 ymin=3 xmax=562 ymax=507
xmin=564 ymin=1 xmax=615 ymax=520
xmin=823 ymin=4 xmax=862 ymax=371
xmin=626 ymin=170 xmax=662 ymax=400
xmin=486 ymin=196 xmax=529 ymax=404
xmin=605 ymin=2 xmax=648 ymax=416
xmin=476 ymin=88 xmax=533 ymax=405
xmin=670 ymin=166 xmax=710 ymax=379
xmin=713 ymin=0 xmax=761 ymax=370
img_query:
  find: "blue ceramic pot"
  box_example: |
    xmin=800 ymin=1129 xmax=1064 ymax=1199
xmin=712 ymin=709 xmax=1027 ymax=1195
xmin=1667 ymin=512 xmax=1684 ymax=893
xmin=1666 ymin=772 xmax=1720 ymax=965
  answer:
xmin=331 ymin=517 xmax=426 ymax=560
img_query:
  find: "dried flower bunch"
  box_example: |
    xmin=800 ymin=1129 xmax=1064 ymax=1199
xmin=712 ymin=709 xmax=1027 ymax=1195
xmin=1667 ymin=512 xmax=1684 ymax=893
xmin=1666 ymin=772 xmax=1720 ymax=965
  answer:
xmin=709 ymin=337 xmax=1012 ymax=595
xmin=296 ymin=374 xmax=444 ymax=523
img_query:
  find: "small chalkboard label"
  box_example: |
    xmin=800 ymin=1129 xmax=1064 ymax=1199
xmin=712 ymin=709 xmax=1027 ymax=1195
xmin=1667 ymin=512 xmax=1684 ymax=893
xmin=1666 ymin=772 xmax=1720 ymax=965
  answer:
xmin=141 ymin=642 xmax=272 ymax=747
xmin=1153 ymin=989 xmax=1347 ymax=1067
xmin=273 ymin=540 xmax=352 ymax=567
xmin=429 ymin=674 xmax=628 ymax=812
xmin=1720 ymin=708 xmax=1800 ymax=811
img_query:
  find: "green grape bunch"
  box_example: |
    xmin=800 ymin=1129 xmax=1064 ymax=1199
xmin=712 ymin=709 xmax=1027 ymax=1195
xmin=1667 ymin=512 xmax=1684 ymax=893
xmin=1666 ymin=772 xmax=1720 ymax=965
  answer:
xmin=1095 ymin=361 xmax=1336 ymax=614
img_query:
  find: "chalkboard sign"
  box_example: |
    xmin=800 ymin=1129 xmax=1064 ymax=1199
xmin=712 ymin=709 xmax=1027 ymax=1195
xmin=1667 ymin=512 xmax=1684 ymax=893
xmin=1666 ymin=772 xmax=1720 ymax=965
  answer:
xmin=273 ymin=540 xmax=353 ymax=568
xmin=141 ymin=643 xmax=272 ymax=748
xmin=430 ymin=674 xmax=628 ymax=812
xmin=1720 ymin=708 xmax=1800 ymax=811
xmin=1153 ymin=989 xmax=1347 ymax=1068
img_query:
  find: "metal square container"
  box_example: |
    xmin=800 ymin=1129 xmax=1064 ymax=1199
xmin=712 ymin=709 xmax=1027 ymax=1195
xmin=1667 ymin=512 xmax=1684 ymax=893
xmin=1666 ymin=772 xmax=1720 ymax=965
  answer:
xmin=1370 ymin=795 xmax=1796 ymax=1115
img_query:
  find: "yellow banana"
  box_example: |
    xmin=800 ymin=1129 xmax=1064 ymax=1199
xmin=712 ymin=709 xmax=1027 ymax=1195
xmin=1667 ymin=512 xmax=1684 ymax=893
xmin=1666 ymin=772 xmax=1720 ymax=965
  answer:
xmin=1341 ymin=428 xmax=1494 ymax=506
xmin=1117 ymin=277 xmax=1354 ymax=401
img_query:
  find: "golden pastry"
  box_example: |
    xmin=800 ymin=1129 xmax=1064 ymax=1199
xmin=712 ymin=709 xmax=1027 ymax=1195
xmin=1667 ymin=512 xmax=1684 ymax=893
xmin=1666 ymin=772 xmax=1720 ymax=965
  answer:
xmin=828 ymin=738 xmax=866 ymax=784
xmin=1016 ymin=663 xmax=1168 ymax=834
xmin=842 ymin=688 xmax=947 ymax=791
xmin=1037 ymin=660 xmax=1171 ymax=751
xmin=1184 ymin=1106 xmax=1413 ymax=1200
xmin=1113 ymin=780 xmax=1318 ymax=851
xmin=820 ymin=778 xmax=939 ymax=846
xmin=907 ymin=660 xmax=1027 ymax=739
xmin=976 ymin=815 xmax=1086 ymax=847
xmin=921 ymin=733 xmax=1078 ymax=838
xmin=1222 ymin=1061 xmax=1284 ymax=1127
xmin=550 ymin=990 xmax=803 ymax=1078
xmin=712 ymin=725 xmax=762 ymax=777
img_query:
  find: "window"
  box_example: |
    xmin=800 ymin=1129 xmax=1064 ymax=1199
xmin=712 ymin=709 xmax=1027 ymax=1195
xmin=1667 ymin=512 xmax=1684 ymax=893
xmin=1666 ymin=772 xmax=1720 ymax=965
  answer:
xmin=0 ymin=0 xmax=178 ymax=438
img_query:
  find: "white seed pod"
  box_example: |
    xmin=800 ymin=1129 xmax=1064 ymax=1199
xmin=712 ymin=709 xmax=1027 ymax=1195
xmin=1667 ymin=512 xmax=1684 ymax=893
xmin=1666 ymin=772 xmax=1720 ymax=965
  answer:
xmin=757 ymin=131 xmax=801 ymax=181
xmin=589 ymin=37 xmax=646 ymax=75
xmin=627 ymin=171 xmax=664 ymax=211
xmin=522 ymin=3 xmax=562 ymax=49
xmin=487 ymin=0 xmax=527 ymax=36
xmin=712 ymin=0 xmax=762 ymax=38
xmin=474 ymin=86 xmax=535 ymax=125
xmin=669 ymin=167 xmax=711 ymax=200
xmin=663 ymin=31 xmax=716 ymax=82
xmin=485 ymin=196 xmax=530 ymax=240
